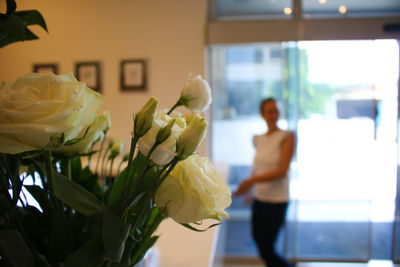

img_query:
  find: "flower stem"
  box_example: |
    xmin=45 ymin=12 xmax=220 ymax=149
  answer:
xmin=118 ymin=136 xmax=139 ymax=216
xmin=167 ymin=100 xmax=181 ymax=115
xmin=44 ymin=150 xmax=55 ymax=195
xmin=120 ymin=141 xmax=160 ymax=218
xmin=156 ymin=157 xmax=179 ymax=189
xmin=100 ymin=147 xmax=111 ymax=182
xmin=66 ymin=157 xmax=71 ymax=180
xmin=117 ymin=160 xmax=125 ymax=176
xmin=108 ymin=157 xmax=115 ymax=178
xmin=95 ymin=136 xmax=106 ymax=174
xmin=130 ymin=157 xmax=178 ymax=227
xmin=121 ymin=136 xmax=139 ymax=196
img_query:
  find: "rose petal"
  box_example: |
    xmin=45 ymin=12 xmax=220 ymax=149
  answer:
xmin=0 ymin=135 xmax=38 ymax=154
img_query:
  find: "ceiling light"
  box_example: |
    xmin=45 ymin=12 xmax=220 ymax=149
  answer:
xmin=318 ymin=0 xmax=327 ymax=4
xmin=283 ymin=7 xmax=292 ymax=15
xmin=338 ymin=5 xmax=347 ymax=14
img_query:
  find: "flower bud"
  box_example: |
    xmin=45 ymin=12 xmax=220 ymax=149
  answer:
xmin=101 ymin=110 xmax=112 ymax=135
xmin=109 ymin=137 xmax=125 ymax=159
xmin=176 ymin=113 xmax=207 ymax=159
xmin=134 ymin=97 xmax=159 ymax=137
xmin=178 ymin=74 xmax=212 ymax=113
xmin=122 ymin=153 xmax=129 ymax=162
xmin=156 ymin=119 xmax=175 ymax=144
xmin=138 ymin=112 xmax=184 ymax=166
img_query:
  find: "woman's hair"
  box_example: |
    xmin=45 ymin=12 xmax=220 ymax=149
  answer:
xmin=259 ymin=97 xmax=277 ymax=113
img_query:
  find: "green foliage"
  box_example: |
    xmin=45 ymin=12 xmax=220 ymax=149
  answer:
xmin=0 ymin=148 xmax=166 ymax=266
xmin=0 ymin=0 xmax=48 ymax=48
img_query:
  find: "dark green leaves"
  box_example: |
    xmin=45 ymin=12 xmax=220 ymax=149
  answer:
xmin=0 ymin=0 xmax=48 ymax=48
xmin=102 ymin=209 xmax=131 ymax=262
xmin=0 ymin=230 xmax=35 ymax=267
xmin=51 ymin=167 xmax=105 ymax=216
xmin=63 ymin=236 xmax=106 ymax=267
xmin=6 ymin=0 xmax=17 ymax=15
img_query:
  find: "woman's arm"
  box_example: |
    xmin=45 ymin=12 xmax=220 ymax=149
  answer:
xmin=234 ymin=132 xmax=295 ymax=196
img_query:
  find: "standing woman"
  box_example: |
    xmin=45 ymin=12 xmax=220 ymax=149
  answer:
xmin=234 ymin=98 xmax=295 ymax=267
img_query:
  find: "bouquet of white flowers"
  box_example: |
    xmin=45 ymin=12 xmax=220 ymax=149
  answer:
xmin=0 ymin=72 xmax=231 ymax=266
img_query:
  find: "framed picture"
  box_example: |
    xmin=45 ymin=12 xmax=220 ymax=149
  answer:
xmin=33 ymin=63 xmax=59 ymax=74
xmin=120 ymin=59 xmax=147 ymax=91
xmin=75 ymin=61 xmax=101 ymax=92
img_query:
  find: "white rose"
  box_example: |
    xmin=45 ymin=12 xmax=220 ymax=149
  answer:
xmin=0 ymin=72 xmax=104 ymax=154
xmin=138 ymin=111 xmax=186 ymax=165
xmin=178 ymin=74 xmax=212 ymax=113
xmin=59 ymin=111 xmax=111 ymax=153
xmin=155 ymin=154 xmax=231 ymax=224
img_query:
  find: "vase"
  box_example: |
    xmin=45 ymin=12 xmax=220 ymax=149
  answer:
xmin=133 ymin=248 xmax=158 ymax=267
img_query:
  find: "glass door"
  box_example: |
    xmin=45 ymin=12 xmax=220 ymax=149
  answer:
xmin=210 ymin=40 xmax=399 ymax=263
xmin=289 ymin=40 xmax=398 ymax=262
xmin=394 ymin=40 xmax=400 ymax=264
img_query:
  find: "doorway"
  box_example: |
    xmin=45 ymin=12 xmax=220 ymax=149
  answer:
xmin=209 ymin=40 xmax=399 ymax=263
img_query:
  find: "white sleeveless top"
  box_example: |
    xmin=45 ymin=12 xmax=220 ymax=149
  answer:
xmin=252 ymin=129 xmax=291 ymax=203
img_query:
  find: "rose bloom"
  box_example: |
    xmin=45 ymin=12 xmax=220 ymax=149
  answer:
xmin=179 ymin=74 xmax=212 ymax=113
xmin=138 ymin=110 xmax=186 ymax=166
xmin=0 ymin=72 xmax=104 ymax=154
xmin=60 ymin=111 xmax=111 ymax=154
xmin=155 ymin=154 xmax=231 ymax=224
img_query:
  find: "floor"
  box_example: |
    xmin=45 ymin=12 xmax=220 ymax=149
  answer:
xmin=219 ymin=220 xmax=393 ymax=260
xmin=223 ymin=260 xmax=400 ymax=267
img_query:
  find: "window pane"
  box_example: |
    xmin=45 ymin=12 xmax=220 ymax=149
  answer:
xmin=303 ymin=0 xmax=400 ymax=18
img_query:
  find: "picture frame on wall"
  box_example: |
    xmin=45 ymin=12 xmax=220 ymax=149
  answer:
xmin=120 ymin=59 xmax=147 ymax=91
xmin=33 ymin=63 xmax=59 ymax=74
xmin=75 ymin=61 xmax=101 ymax=93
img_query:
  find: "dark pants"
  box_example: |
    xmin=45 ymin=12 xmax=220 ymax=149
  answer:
xmin=252 ymin=199 xmax=292 ymax=267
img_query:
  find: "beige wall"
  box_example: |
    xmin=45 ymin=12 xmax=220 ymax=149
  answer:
xmin=0 ymin=0 xmax=208 ymax=155
xmin=0 ymin=2 xmax=219 ymax=266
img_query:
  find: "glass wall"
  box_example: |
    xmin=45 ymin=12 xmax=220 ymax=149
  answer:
xmin=210 ymin=40 xmax=399 ymax=264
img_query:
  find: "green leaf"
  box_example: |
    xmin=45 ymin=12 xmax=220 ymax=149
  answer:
xmin=15 ymin=9 xmax=48 ymax=32
xmin=41 ymin=163 xmax=106 ymax=216
xmin=107 ymin=168 xmax=129 ymax=212
xmin=102 ymin=208 xmax=131 ymax=262
xmin=72 ymin=166 xmax=103 ymax=201
xmin=20 ymin=150 xmax=43 ymax=160
xmin=108 ymin=153 xmax=147 ymax=212
xmin=180 ymin=222 xmax=221 ymax=232
xmin=0 ymin=195 xmax=11 ymax=214
xmin=19 ymin=205 xmax=47 ymax=250
xmin=10 ymin=158 xmax=22 ymax=206
xmin=1 ymin=15 xmax=25 ymax=41
xmin=5 ymin=0 xmax=17 ymax=15
xmin=23 ymin=27 xmax=39 ymax=41
xmin=110 ymin=236 xmax=135 ymax=267
xmin=131 ymin=236 xmax=159 ymax=266
xmin=64 ymin=126 xmax=90 ymax=146
xmin=130 ymin=208 xmax=164 ymax=265
xmin=0 ymin=230 xmax=35 ymax=267
xmin=47 ymin=211 xmax=74 ymax=265
xmin=64 ymin=235 xmax=106 ymax=267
